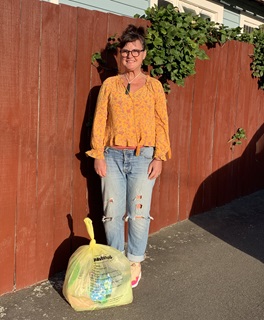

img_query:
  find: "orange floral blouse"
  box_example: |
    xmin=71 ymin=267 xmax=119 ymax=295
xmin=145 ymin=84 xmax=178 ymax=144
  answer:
xmin=86 ymin=75 xmax=171 ymax=160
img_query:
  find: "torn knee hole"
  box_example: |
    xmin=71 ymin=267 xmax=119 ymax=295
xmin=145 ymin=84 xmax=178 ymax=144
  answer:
xmin=102 ymin=216 xmax=113 ymax=222
xmin=125 ymin=215 xmax=154 ymax=221
xmin=136 ymin=204 xmax=143 ymax=209
xmin=126 ymin=215 xmax=145 ymax=220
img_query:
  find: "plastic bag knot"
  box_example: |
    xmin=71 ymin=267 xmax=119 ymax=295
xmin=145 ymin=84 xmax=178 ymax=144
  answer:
xmin=90 ymin=239 xmax=96 ymax=246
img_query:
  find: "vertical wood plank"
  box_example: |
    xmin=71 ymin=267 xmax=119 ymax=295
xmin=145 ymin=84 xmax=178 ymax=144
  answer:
xmin=0 ymin=0 xmax=20 ymax=295
xmin=211 ymin=41 xmax=242 ymax=208
xmin=83 ymin=11 xmax=109 ymax=244
xmin=71 ymin=8 xmax=96 ymax=244
xmin=36 ymin=1 xmax=59 ymax=280
xmin=173 ymin=78 xmax=196 ymax=222
xmin=151 ymin=85 xmax=181 ymax=230
xmin=189 ymin=45 xmax=221 ymax=216
xmin=15 ymin=0 xmax=41 ymax=290
xmin=49 ymin=4 xmax=78 ymax=276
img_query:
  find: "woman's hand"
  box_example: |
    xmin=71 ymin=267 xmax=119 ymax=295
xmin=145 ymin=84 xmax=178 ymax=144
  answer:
xmin=148 ymin=159 xmax=162 ymax=180
xmin=94 ymin=159 xmax=107 ymax=177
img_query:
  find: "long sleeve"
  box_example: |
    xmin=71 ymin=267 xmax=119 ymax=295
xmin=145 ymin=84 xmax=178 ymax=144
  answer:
xmin=85 ymin=82 xmax=109 ymax=159
xmin=153 ymin=81 xmax=171 ymax=160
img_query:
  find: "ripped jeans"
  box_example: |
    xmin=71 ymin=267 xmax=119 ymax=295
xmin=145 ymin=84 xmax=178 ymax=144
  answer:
xmin=101 ymin=147 xmax=156 ymax=263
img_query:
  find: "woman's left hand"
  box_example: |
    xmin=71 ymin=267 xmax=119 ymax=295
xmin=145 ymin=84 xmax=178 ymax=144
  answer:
xmin=148 ymin=159 xmax=162 ymax=180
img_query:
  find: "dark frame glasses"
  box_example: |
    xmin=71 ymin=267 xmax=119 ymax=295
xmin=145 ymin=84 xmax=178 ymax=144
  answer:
xmin=120 ymin=49 xmax=144 ymax=57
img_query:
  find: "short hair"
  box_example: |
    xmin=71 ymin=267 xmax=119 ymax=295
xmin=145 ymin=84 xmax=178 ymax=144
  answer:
xmin=119 ymin=24 xmax=146 ymax=50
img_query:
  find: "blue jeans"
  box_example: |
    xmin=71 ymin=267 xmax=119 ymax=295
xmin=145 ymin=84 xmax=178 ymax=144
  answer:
xmin=101 ymin=147 xmax=156 ymax=263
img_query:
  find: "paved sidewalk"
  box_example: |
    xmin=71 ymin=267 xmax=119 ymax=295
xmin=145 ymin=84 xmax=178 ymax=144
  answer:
xmin=0 ymin=190 xmax=264 ymax=320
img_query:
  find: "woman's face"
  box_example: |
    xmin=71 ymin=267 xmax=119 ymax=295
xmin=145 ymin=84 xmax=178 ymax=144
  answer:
xmin=120 ymin=40 xmax=146 ymax=72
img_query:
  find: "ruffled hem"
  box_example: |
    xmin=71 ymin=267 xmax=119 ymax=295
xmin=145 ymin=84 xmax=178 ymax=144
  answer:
xmin=85 ymin=149 xmax=105 ymax=159
xmin=154 ymin=147 xmax=172 ymax=161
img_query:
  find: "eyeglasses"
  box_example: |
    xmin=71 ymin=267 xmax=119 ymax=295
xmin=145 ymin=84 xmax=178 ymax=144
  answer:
xmin=120 ymin=49 xmax=144 ymax=57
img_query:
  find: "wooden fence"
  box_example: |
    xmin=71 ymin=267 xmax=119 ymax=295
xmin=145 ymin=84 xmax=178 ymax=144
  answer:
xmin=1 ymin=0 xmax=263 ymax=295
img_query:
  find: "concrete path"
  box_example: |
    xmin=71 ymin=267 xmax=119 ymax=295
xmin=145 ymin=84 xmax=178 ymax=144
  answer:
xmin=0 ymin=190 xmax=264 ymax=320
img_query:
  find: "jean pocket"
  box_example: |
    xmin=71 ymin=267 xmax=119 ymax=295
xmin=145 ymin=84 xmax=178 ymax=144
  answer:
xmin=141 ymin=147 xmax=154 ymax=159
xmin=104 ymin=147 xmax=109 ymax=155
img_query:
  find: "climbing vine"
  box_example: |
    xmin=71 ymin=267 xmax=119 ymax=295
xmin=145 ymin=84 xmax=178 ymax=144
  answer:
xmin=136 ymin=4 xmax=264 ymax=92
xmin=92 ymin=4 xmax=264 ymax=93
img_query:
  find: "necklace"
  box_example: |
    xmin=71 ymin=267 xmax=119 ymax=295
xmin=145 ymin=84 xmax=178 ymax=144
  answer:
xmin=125 ymin=72 xmax=142 ymax=95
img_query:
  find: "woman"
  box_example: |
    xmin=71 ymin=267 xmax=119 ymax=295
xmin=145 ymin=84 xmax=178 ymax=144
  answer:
xmin=86 ymin=24 xmax=171 ymax=288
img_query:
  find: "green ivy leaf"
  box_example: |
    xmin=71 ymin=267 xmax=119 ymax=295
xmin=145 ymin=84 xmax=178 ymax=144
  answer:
xmin=91 ymin=52 xmax=102 ymax=63
xmin=153 ymin=37 xmax=163 ymax=47
xmin=154 ymin=56 xmax=164 ymax=65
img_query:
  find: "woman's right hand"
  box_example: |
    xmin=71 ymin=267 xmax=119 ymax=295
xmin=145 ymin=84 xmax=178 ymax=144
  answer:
xmin=94 ymin=159 xmax=107 ymax=177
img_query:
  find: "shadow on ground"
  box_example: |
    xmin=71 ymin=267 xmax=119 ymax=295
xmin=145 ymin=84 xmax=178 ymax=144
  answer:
xmin=190 ymin=190 xmax=264 ymax=263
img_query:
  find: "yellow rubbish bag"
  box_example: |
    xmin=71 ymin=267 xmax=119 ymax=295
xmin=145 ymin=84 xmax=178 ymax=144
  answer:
xmin=62 ymin=218 xmax=133 ymax=311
